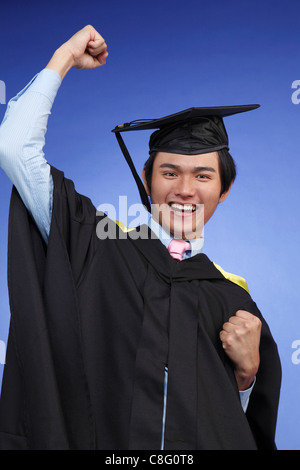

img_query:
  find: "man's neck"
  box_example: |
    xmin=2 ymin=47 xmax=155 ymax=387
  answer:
xmin=147 ymin=216 xmax=204 ymax=258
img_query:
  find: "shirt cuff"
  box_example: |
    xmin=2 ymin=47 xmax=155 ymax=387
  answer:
xmin=239 ymin=377 xmax=256 ymax=413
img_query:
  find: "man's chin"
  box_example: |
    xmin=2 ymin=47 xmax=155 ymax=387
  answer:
xmin=164 ymin=221 xmax=204 ymax=240
xmin=169 ymin=214 xmax=204 ymax=240
xmin=152 ymin=204 xmax=204 ymax=240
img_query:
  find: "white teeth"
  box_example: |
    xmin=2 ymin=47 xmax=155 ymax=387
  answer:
xmin=170 ymin=203 xmax=195 ymax=212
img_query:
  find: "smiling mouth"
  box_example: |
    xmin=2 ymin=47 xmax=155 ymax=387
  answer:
xmin=169 ymin=202 xmax=197 ymax=214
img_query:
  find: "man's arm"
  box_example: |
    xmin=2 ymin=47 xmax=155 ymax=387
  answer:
xmin=0 ymin=26 xmax=108 ymax=241
xmin=0 ymin=70 xmax=61 ymax=242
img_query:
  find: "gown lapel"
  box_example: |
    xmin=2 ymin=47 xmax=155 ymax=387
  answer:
xmin=128 ymin=226 xmax=228 ymax=449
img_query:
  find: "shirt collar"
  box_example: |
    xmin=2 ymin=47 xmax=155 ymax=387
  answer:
xmin=147 ymin=216 xmax=204 ymax=258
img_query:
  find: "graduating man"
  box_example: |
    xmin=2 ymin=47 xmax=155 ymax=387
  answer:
xmin=0 ymin=25 xmax=281 ymax=450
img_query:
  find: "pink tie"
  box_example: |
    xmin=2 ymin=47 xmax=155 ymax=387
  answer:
xmin=168 ymin=239 xmax=191 ymax=261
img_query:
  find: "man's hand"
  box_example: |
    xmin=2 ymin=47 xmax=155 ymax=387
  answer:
xmin=46 ymin=25 xmax=108 ymax=79
xmin=219 ymin=310 xmax=262 ymax=391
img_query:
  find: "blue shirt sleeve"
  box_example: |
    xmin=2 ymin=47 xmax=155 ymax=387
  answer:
xmin=0 ymin=68 xmax=62 ymax=243
xmin=239 ymin=377 xmax=256 ymax=412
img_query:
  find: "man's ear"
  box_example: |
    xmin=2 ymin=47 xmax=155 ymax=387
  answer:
xmin=142 ymin=167 xmax=151 ymax=196
xmin=219 ymin=180 xmax=233 ymax=203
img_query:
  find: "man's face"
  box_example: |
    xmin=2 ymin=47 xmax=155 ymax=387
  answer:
xmin=142 ymin=151 xmax=231 ymax=240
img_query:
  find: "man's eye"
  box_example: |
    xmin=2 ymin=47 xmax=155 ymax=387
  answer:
xmin=164 ymin=172 xmax=176 ymax=177
xmin=197 ymin=174 xmax=209 ymax=180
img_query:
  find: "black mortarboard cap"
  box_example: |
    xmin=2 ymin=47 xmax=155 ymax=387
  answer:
xmin=112 ymin=105 xmax=260 ymax=212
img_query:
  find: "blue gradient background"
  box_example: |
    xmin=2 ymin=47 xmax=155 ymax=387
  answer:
xmin=0 ymin=0 xmax=299 ymax=450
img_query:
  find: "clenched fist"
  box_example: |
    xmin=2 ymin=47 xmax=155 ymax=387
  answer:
xmin=46 ymin=25 xmax=108 ymax=79
xmin=219 ymin=310 xmax=262 ymax=391
xmin=65 ymin=25 xmax=108 ymax=70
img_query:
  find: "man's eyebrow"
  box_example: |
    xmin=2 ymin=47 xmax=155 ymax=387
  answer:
xmin=159 ymin=163 xmax=216 ymax=173
xmin=159 ymin=163 xmax=180 ymax=170
xmin=193 ymin=166 xmax=216 ymax=173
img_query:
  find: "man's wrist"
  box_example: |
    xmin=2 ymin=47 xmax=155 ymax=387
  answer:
xmin=235 ymin=369 xmax=256 ymax=391
xmin=45 ymin=44 xmax=75 ymax=80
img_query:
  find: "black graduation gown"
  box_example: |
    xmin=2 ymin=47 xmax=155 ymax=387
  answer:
xmin=0 ymin=167 xmax=281 ymax=450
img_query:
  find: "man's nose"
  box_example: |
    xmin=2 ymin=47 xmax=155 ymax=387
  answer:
xmin=174 ymin=176 xmax=196 ymax=197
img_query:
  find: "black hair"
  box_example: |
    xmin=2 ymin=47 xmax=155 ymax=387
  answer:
xmin=144 ymin=148 xmax=236 ymax=196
